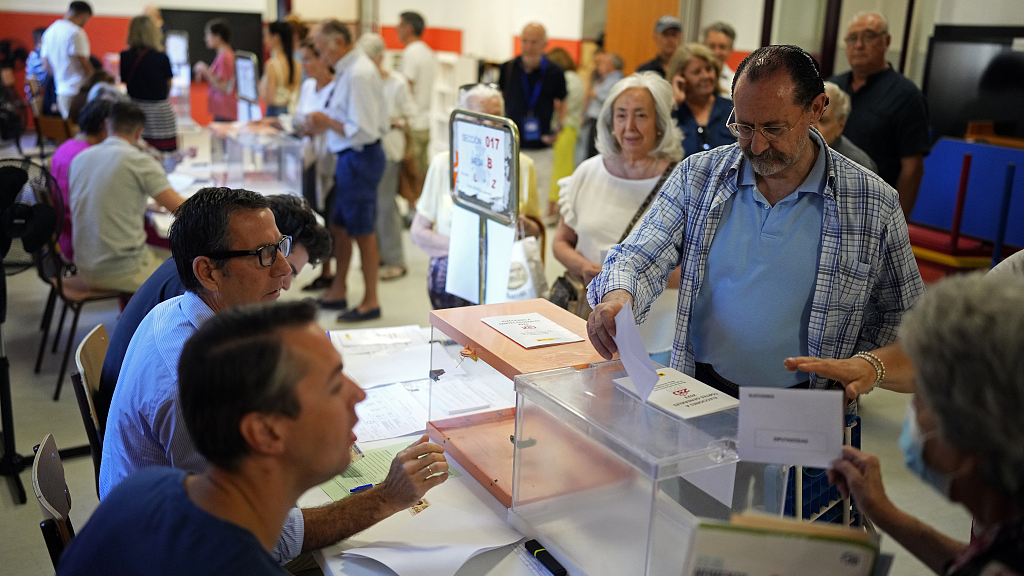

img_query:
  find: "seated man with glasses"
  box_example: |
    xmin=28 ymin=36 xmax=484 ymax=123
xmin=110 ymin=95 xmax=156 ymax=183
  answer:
xmin=586 ymin=45 xmax=923 ymax=400
xmin=101 ymin=187 xmax=449 ymax=569
xmin=829 ymin=12 xmax=930 ymax=219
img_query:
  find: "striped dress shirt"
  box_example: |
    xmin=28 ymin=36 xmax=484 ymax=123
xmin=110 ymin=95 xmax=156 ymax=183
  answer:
xmin=100 ymin=291 xmax=304 ymax=563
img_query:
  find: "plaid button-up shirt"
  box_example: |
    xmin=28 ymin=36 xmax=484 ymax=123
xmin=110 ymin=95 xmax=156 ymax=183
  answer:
xmin=589 ymin=130 xmax=924 ymax=388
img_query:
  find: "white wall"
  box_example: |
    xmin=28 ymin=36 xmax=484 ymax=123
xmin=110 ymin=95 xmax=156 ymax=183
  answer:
xmin=934 ymin=0 xmax=1024 ymax=25
xmin=0 ymin=0 xmax=275 ymax=17
xmin=699 ymin=0 xmax=762 ymax=51
xmin=377 ymin=0 xmax=584 ymax=61
xmin=291 ymin=0 xmax=357 ymax=22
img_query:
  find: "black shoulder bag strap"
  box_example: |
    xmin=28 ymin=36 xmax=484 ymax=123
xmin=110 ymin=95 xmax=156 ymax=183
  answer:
xmin=617 ymin=162 xmax=677 ymax=244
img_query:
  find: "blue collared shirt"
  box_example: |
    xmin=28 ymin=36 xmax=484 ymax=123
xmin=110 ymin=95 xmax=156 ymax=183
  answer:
xmin=589 ymin=128 xmax=924 ymax=389
xmin=690 ymin=142 xmax=827 ymax=386
xmin=100 ymin=291 xmax=305 ymax=563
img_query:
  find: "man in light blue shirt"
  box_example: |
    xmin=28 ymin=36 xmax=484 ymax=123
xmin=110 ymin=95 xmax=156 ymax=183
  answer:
xmin=307 ymin=19 xmax=388 ymax=321
xmin=587 ymin=45 xmax=924 ymax=396
xmin=102 ymin=188 xmax=448 ymax=566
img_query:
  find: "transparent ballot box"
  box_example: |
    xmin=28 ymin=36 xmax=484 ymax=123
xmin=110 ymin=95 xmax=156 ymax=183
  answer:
xmin=210 ymin=127 xmax=303 ymax=196
xmin=510 ymin=360 xmax=786 ymax=576
xmin=427 ymin=299 xmax=604 ymax=508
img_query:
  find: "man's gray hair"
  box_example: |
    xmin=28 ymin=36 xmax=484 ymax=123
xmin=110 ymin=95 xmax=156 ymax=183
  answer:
xmin=899 ymin=272 xmax=1024 ymax=502
xmin=848 ymin=11 xmax=889 ymax=34
xmin=703 ymin=21 xmax=737 ymax=43
xmin=458 ymin=83 xmax=505 ymax=114
xmin=318 ymin=19 xmax=352 ymax=45
xmin=595 ymin=72 xmax=684 ymax=162
xmin=357 ymin=32 xmax=385 ymax=61
xmin=608 ymin=52 xmax=624 ymax=71
xmin=823 ymin=81 xmax=851 ymax=121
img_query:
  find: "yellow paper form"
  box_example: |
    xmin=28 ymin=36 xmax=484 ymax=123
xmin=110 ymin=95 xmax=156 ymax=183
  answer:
xmin=319 ymin=442 xmax=460 ymax=501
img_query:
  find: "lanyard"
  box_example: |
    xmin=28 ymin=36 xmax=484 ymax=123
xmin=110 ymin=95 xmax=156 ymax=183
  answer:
xmin=520 ymin=56 xmax=547 ymax=113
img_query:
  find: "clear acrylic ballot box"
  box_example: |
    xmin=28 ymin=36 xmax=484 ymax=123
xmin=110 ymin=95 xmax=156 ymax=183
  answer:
xmin=509 ymin=360 xmax=787 ymax=576
xmin=427 ymin=299 xmax=605 ymax=508
xmin=209 ymin=126 xmax=303 ymax=196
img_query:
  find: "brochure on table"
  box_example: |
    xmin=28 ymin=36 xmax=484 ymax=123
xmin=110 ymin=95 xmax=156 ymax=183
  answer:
xmin=615 ymin=367 xmax=739 ymax=420
xmin=481 ymin=312 xmax=584 ymax=349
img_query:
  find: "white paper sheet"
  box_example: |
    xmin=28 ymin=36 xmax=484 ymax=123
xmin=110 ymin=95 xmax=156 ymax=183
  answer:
xmin=483 ymin=218 xmax=516 ymax=304
xmin=611 ymin=301 xmax=658 ymax=400
xmin=330 ymin=325 xmax=427 ymax=354
xmin=353 ymin=384 xmax=428 ymax=442
xmin=480 ymin=312 xmax=584 ymax=349
xmin=446 ymin=204 xmax=483 ymax=304
xmin=682 ymin=462 xmax=738 ymax=507
xmin=737 ymin=387 xmax=845 ymax=468
xmin=166 ymin=172 xmax=197 ymax=192
xmin=341 ymin=501 xmax=522 ymax=576
xmin=342 ymin=344 xmax=431 ymax=389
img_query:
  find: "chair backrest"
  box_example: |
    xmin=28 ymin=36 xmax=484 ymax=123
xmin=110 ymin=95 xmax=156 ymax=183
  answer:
xmin=73 ymin=324 xmax=108 ymax=496
xmin=32 ymin=434 xmax=75 ymax=569
xmin=35 ymin=114 xmax=76 ymax=145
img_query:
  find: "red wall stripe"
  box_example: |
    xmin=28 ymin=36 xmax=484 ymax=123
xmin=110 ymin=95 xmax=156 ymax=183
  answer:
xmin=380 ymin=26 xmax=462 ymax=54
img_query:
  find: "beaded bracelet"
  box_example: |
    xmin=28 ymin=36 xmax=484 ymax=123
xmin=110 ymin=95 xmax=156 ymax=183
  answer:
xmin=853 ymin=351 xmax=885 ymax=394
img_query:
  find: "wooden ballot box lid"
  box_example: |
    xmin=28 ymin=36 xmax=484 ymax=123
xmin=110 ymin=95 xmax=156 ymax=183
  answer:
xmin=429 ymin=298 xmax=605 ymax=380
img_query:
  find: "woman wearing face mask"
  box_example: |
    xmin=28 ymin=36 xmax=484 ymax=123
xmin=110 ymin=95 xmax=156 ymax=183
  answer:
xmin=828 ymin=273 xmax=1024 ymax=576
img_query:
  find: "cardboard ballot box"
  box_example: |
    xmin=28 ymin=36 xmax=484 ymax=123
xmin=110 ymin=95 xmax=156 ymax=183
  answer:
xmin=509 ymin=360 xmax=788 ymax=576
xmin=209 ymin=125 xmax=303 ymax=197
xmin=426 ymin=299 xmax=604 ymax=508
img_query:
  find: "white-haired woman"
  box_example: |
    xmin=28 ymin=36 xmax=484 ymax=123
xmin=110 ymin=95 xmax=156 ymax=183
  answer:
xmin=829 ymin=273 xmax=1024 ymax=576
xmin=553 ymin=72 xmax=684 ymax=363
xmin=411 ymin=84 xmax=544 ymax=309
xmin=357 ymin=32 xmax=416 ymax=281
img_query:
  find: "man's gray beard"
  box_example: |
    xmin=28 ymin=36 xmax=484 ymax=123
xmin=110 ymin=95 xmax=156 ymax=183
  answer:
xmin=741 ymin=136 xmax=806 ymax=176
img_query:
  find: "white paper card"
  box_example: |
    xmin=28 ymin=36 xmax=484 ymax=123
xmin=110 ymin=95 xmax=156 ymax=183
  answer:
xmin=445 ymin=204 xmax=482 ymax=304
xmin=611 ymin=301 xmax=658 ymax=401
xmin=738 ymin=387 xmax=845 ymax=468
xmin=482 ymin=218 xmax=516 ymax=304
xmin=480 ymin=312 xmax=584 ymax=349
xmin=615 ymin=367 xmax=739 ymax=419
xmin=353 ymin=384 xmax=428 ymax=442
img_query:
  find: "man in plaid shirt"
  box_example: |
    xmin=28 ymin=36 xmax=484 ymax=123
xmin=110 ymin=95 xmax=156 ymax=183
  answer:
xmin=587 ymin=45 xmax=924 ymax=396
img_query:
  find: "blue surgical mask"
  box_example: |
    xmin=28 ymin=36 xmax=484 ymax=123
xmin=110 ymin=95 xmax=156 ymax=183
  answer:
xmin=898 ymin=401 xmax=952 ymax=497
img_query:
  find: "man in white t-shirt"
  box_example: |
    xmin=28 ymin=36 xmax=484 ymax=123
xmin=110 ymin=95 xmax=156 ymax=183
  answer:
xmin=41 ymin=1 xmax=94 ymax=119
xmin=70 ymin=102 xmax=184 ymax=292
xmin=397 ymin=11 xmax=435 ymax=183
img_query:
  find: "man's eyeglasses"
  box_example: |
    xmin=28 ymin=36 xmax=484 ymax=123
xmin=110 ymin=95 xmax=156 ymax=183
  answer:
xmin=725 ymin=108 xmax=796 ymax=142
xmin=207 ymin=236 xmax=292 ymax=267
xmin=844 ymin=31 xmax=885 ymax=45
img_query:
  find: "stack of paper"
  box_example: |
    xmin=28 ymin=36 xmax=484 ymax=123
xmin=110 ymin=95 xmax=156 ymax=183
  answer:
xmin=480 ymin=312 xmax=584 ymax=349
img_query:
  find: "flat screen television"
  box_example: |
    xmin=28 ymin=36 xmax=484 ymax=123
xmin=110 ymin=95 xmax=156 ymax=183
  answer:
xmin=923 ymin=26 xmax=1024 ymax=139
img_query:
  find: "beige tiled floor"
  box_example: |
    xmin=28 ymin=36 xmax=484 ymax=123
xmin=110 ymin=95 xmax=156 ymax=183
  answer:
xmin=0 ymin=140 xmax=971 ymax=576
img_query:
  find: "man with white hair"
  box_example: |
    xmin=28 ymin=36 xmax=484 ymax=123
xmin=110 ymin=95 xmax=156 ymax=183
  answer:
xmin=703 ymin=21 xmax=737 ymax=95
xmin=307 ymin=20 xmax=388 ymax=321
xmin=499 ymin=22 xmax=567 ymax=209
xmin=830 ymin=12 xmax=930 ymax=219
xmin=816 ymin=81 xmax=878 ymax=173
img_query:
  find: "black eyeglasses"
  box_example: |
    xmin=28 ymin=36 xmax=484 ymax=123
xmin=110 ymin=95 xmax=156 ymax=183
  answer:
xmin=207 ymin=236 xmax=292 ymax=267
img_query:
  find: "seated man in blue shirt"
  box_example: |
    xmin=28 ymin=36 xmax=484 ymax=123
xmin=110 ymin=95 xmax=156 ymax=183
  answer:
xmin=61 ymin=300 xmax=450 ymax=576
xmin=586 ymin=45 xmax=924 ymax=397
xmin=100 ymin=187 xmax=448 ymax=565
xmin=94 ymin=194 xmax=331 ymax=427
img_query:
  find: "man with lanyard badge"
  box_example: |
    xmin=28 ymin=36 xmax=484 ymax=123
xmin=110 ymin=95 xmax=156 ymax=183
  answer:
xmin=499 ymin=22 xmax=567 ymax=209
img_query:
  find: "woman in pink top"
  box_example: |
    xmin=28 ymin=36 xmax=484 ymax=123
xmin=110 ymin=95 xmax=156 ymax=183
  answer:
xmin=50 ymin=98 xmax=114 ymax=260
xmin=193 ymin=18 xmax=237 ymax=122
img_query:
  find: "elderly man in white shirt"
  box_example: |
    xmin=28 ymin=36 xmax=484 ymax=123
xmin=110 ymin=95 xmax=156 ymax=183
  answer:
xmin=306 ymin=19 xmax=388 ymax=322
xmin=41 ymin=0 xmax=94 ymax=118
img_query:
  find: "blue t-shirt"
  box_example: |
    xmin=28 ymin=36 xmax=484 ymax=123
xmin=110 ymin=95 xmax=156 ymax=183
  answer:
xmin=58 ymin=467 xmax=286 ymax=576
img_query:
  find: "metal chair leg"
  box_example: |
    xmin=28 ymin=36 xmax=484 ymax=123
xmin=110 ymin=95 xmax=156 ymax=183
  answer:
xmin=54 ymin=306 xmax=82 ymax=401
xmin=40 ymin=286 xmax=57 ymax=331
xmin=35 ymin=294 xmax=58 ymax=373
xmin=52 ymin=302 xmax=69 ymax=354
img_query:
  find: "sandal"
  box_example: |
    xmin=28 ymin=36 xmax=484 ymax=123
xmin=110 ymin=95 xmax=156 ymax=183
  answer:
xmin=379 ymin=266 xmax=407 ymax=281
